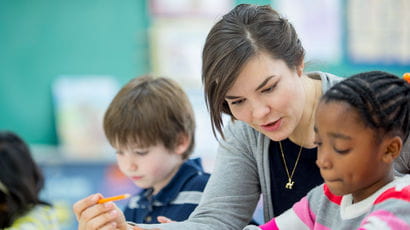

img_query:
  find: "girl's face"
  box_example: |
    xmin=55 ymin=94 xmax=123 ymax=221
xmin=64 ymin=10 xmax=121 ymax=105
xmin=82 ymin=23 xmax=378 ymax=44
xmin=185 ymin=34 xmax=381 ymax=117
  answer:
xmin=115 ymin=142 xmax=184 ymax=195
xmin=225 ymin=52 xmax=305 ymax=141
xmin=314 ymin=101 xmax=393 ymax=203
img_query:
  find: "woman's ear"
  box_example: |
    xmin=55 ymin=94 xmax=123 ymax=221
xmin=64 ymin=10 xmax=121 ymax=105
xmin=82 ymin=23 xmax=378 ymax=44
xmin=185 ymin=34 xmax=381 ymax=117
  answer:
xmin=296 ymin=61 xmax=305 ymax=77
xmin=175 ymin=133 xmax=190 ymax=155
xmin=382 ymin=136 xmax=402 ymax=163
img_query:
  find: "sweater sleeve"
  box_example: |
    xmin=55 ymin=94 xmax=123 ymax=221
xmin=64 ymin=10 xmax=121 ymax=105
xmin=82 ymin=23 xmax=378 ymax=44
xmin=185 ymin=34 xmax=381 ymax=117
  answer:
xmin=136 ymin=121 xmax=262 ymax=230
xmin=242 ymin=195 xmax=315 ymax=230
xmin=266 ymin=197 xmax=312 ymax=230
xmin=358 ymin=184 xmax=410 ymax=230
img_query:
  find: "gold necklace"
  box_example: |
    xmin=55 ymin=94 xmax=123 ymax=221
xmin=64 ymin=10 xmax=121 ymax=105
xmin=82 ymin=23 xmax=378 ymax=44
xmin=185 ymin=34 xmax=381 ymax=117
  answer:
xmin=279 ymin=79 xmax=319 ymax=190
xmin=279 ymin=141 xmax=303 ymax=189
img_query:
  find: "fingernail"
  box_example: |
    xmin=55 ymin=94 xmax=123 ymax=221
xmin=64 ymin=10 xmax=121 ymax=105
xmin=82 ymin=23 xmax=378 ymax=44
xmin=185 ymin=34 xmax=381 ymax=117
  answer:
xmin=91 ymin=194 xmax=99 ymax=202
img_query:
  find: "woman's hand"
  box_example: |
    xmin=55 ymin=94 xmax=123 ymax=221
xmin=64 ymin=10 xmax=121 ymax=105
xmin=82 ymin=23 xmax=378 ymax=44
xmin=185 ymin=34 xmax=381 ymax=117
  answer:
xmin=73 ymin=193 xmax=128 ymax=230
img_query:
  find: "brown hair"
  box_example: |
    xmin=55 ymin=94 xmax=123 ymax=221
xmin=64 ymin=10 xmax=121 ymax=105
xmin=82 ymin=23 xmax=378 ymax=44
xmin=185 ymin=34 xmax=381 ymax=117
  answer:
xmin=103 ymin=76 xmax=195 ymax=159
xmin=0 ymin=131 xmax=50 ymax=228
xmin=202 ymin=4 xmax=305 ymax=138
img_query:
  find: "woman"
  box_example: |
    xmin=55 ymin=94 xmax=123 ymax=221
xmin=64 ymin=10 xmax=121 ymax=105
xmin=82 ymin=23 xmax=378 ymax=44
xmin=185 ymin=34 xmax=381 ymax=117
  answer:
xmin=73 ymin=4 xmax=409 ymax=230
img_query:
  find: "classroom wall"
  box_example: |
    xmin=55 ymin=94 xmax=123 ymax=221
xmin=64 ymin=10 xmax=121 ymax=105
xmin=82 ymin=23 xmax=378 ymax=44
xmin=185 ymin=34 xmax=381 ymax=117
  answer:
xmin=0 ymin=0 xmax=150 ymax=145
xmin=1 ymin=0 xmax=408 ymax=147
xmin=1 ymin=1 xmax=408 ymax=229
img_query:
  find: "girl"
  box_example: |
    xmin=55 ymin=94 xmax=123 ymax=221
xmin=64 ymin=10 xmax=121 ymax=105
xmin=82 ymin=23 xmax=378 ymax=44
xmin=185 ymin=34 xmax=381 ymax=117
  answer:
xmin=245 ymin=71 xmax=410 ymax=229
xmin=0 ymin=131 xmax=59 ymax=229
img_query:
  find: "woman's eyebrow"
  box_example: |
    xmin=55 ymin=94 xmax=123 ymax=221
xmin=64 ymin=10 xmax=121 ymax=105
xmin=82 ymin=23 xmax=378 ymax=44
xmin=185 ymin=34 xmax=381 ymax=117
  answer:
xmin=225 ymin=95 xmax=240 ymax=100
xmin=255 ymin=75 xmax=277 ymax=91
xmin=225 ymin=75 xmax=278 ymax=99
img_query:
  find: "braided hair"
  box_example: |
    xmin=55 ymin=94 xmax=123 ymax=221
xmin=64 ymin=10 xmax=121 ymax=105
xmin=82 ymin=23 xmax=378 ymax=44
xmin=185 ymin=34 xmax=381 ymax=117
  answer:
xmin=321 ymin=71 xmax=410 ymax=141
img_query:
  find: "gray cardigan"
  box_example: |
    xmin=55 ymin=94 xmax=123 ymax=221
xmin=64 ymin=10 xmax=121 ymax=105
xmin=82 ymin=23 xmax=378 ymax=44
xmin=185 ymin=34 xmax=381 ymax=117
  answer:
xmin=137 ymin=72 xmax=410 ymax=229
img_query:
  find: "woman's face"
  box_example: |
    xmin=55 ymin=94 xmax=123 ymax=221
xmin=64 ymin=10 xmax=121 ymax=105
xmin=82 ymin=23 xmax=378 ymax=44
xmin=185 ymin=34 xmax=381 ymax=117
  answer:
xmin=225 ymin=52 xmax=305 ymax=141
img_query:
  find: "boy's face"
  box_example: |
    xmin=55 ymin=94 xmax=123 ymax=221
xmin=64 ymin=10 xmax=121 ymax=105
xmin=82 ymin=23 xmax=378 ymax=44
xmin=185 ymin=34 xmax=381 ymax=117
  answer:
xmin=115 ymin=142 xmax=184 ymax=194
xmin=314 ymin=101 xmax=392 ymax=203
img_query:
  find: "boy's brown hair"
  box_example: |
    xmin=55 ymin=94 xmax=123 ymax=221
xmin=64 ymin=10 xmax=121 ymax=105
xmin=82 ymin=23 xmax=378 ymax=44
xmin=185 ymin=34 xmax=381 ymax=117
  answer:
xmin=103 ymin=75 xmax=195 ymax=159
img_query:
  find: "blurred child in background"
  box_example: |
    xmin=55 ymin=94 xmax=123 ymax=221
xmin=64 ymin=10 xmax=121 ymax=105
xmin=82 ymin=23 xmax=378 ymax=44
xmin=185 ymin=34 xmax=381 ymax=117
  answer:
xmin=244 ymin=71 xmax=410 ymax=230
xmin=74 ymin=76 xmax=210 ymax=228
xmin=0 ymin=131 xmax=59 ymax=229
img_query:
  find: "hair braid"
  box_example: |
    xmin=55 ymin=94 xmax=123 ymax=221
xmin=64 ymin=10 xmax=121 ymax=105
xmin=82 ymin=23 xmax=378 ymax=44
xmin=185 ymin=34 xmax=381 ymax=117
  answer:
xmin=322 ymin=71 xmax=410 ymax=140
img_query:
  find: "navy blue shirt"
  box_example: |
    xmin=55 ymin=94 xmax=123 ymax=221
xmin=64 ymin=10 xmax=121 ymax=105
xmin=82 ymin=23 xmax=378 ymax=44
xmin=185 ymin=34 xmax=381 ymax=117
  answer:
xmin=124 ymin=158 xmax=210 ymax=224
xmin=269 ymin=139 xmax=323 ymax=216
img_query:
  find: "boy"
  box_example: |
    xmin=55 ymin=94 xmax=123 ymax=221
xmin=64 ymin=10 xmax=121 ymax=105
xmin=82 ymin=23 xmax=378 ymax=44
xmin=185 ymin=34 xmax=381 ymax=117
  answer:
xmin=102 ymin=75 xmax=210 ymax=224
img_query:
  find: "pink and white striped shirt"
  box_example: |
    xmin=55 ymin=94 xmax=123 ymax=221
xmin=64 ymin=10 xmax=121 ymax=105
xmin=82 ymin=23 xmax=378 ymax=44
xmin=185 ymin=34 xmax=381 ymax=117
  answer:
xmin=244 ymin=175 xmax=410 ymax=230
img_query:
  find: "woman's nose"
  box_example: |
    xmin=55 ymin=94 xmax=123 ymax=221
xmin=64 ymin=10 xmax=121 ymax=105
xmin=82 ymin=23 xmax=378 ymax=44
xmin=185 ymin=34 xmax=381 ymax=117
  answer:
xmin=251 ymin=101 xmax=270 ymax=120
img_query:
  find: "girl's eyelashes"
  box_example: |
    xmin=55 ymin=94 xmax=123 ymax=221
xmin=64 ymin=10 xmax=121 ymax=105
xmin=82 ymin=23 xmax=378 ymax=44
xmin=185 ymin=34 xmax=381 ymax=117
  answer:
xmin=333 ymin=147 xmax=351 ymax=154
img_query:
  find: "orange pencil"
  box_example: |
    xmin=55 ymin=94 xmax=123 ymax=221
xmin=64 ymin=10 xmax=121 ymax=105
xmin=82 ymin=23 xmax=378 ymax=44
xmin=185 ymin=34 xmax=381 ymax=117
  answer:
xmin=97 ymin=193 xmax=131 ymax=204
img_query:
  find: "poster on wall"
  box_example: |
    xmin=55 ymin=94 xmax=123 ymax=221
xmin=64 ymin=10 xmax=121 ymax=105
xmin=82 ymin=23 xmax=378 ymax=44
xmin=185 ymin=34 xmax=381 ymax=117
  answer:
xmin=52 ymin=75 xmax=119 ymax=160
xmin=347 ymin=0 xmax=410 ymax=65
xmin=275 ymin=0 xmax=342 ymax=64
xmin=149 ymin=19 xmax=214 ymax=89
xmin=149 ymin=0 xmax=233 ymax=89
xmin=149 ymin=0 xmax=232 ymax=17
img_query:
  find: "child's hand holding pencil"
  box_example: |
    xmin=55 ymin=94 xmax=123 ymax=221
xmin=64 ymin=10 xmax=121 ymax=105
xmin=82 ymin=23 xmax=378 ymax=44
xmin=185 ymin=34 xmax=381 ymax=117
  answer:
xmin=97 ymin=193 xmax=130 ymax=204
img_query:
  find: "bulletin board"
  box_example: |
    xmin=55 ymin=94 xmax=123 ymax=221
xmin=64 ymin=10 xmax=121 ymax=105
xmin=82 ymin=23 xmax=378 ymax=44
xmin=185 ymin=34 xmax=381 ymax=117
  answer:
xmin=346 ymin=0 xmax=410 ymax=66
xmin=273 ymin=0 xmax=409 ymax=77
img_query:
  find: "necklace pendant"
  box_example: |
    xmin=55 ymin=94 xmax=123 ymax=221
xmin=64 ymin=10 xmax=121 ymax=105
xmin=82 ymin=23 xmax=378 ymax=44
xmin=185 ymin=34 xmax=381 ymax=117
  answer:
xmin=285 ymin=179 xmax=294 ymax=189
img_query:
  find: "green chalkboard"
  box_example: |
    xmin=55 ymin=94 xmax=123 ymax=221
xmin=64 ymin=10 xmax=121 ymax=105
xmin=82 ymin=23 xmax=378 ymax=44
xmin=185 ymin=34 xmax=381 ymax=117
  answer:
xmin=0 ymin=0 xmax=150 ymax=145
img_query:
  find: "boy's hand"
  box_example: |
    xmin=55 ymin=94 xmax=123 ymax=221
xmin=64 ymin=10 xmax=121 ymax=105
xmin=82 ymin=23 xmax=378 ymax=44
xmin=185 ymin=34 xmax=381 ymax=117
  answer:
xmin=73 ymin=193 xmax=128 ymax=230
xmin=157 ymin=216 xmax=175 ymax=223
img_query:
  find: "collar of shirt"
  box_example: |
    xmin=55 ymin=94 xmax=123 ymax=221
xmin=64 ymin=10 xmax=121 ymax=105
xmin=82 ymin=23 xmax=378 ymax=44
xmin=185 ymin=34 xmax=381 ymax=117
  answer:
xmin=138 ymin=158 xmax=205 ymax=206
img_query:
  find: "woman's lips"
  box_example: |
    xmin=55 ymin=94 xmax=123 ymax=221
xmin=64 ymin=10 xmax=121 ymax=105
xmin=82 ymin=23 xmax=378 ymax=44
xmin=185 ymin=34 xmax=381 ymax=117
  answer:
xmin=260 ymin=119 xmax=282 ymax=132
